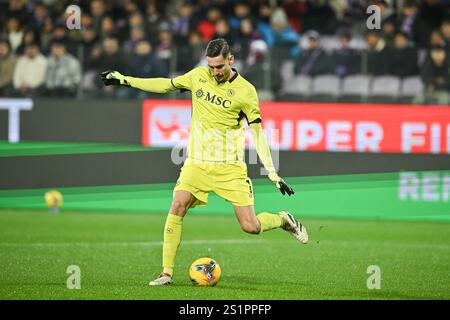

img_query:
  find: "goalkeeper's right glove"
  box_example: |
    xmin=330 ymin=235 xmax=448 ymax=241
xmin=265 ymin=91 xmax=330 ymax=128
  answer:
xmin=100 ymin=70 xmax=131 ymax=87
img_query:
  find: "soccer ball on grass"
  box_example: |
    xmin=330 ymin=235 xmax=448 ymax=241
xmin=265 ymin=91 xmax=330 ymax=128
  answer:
xmin=189 ymin=257 xmax=221 ymax=286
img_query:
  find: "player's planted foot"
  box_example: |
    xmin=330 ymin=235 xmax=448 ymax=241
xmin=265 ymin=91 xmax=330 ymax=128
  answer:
xmin=279 ymin=211 xmax=308 ymax=244
xmin=149 ymin=273 xmax=172 ymax=286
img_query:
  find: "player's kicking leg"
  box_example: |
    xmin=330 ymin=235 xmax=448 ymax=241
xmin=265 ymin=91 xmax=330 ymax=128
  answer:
xmin=149 ymin=190 xmax=197 ymax=286
xmin=233 ymin=206 xmax=308 ymax=244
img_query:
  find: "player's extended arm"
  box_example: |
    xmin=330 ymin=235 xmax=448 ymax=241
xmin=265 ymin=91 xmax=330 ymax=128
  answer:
xmin=100 ymin=70 xmax=176 ymax=93
xmin=249 ymin=121 xmax=295 ymax=196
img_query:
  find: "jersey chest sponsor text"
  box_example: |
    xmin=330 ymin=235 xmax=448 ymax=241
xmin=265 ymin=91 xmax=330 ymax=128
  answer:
xmin=195 ymin=88 xmax=233 ymax=108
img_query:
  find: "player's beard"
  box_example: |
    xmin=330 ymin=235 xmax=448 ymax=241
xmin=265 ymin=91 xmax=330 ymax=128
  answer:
xmin=215 ymin=69 xmax=229 ymax=83
xmin=214 ymin=73 xmax=224 ymax=82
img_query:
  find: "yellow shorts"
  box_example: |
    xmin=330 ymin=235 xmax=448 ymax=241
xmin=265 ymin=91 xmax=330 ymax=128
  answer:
xmin=173 ymin=159 xmax=254 ymax=208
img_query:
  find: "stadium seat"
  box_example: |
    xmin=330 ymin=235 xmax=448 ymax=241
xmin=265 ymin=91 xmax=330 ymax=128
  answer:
xmin=369 ymin=75 xmax=401 ymax=102
xmin=311 ymin=74 xmax=341 ymax=100
xmin=280 ymin=60 xmax=295 ymax=84
xmin=279 ymin=75 xmax=312 ymax=101
xmin=340 ymin=74 xmax=371 ymax=102
xmin=400 ymin=76 xmax=424 ymax=103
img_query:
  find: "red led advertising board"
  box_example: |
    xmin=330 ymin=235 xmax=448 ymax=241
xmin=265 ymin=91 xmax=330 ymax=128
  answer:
xmin=143 ymin=100 xmax=450 ymax=154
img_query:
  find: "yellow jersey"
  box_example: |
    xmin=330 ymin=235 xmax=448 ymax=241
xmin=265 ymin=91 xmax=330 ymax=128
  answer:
xmin=171 ymin=66 xmax=261 ymax=162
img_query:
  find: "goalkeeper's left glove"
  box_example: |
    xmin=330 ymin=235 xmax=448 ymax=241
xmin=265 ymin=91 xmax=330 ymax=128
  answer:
xmin=100 ymin=70 xmax=131 ymax=87
xmin=268 ymin=172 xmax=295 ymax=196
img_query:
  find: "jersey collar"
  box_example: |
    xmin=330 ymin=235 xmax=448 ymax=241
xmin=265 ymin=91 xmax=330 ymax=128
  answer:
xmin=228 ymin=68 xmax=238 ymax=83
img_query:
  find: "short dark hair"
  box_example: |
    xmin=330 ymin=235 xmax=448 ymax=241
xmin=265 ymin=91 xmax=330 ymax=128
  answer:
xmin=206 ymin=38 xmax=230 ymax=58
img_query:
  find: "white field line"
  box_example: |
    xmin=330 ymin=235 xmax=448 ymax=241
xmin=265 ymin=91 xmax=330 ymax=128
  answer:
xmin=0 ymin=239 xmax=449 ymax=251
xmin=0 ymin=239 xmax=268 ymax=248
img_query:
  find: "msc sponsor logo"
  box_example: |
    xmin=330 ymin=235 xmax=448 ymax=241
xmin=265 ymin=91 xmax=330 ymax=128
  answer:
xmin=195 ymin=88 xmax=231 ymax=108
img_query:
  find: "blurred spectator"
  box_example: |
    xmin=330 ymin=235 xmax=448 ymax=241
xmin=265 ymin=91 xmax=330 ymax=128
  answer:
xmin=51 ymin=24 xmax=77 ymax=56
xmin=256 ymin=3 xmax=274 ymax=45
xmin=332 ymin=31 xmax=361 ymax=77
xmin=382 ymin=19 xmax=397 ymax=49
xmin=364 ymin=30 xmax=389 ymax=76
xmin=146 ymin=1 xmax=168 ymax=46
xmin=128 ymin=12 xmax=147 ymax=37
xmin=242 ymin=39 xmax=281 ymax=94
xmin=81 ymin=13 xmax=94 ymax=31
xmin=294 ymin=30 xmax=332 ymax=76
xmin=398 ymin=0 xmax=431 ymax=48
xmin=232 ymin=18 xmax=260 ymax=62
xmin=40 ymin=17 xmax=54 ymax=55
xmin=91 ymin=0 xmax=107 ymax=33
xmin=0 ymin=39 xmax=17 ymax=96
xmin=340 ymin=0 xmax=366 ymax=29
xmin=197 ymin=7 xmax=223 ymax=41
xmin=302 ymin=0 xmax=339 ymax=35
xmin=122 ymin=27 xmax=146 ymax=55
xmin=282 ymin=0 xmax=308 ymax=33
xmin=100 ymin=16 xmax=118 ymax=40
xmin=4 ymin=0 xmax=28 ymax=22
xmin=80 ymin=27 xmax=99 ymax=67
xmin=176 ymin=31 xmax=205 ymax=73
xmin=440 ymin=19 xmax=450 ymax=49
xmin=13 ymin=43 xmax=47 ymax=97
xmin=374 ymin=0 xmax=397 ymax=25
xmin=430 ymin=29 xmax=446 ymax=48
xmin=228 ymin=2 xmax=252 ymax=31
xmin=420 ymin=46 xmax=450 ymax=104
xmin=45 ymin=41 xmax=82 ymax=97
xmin=386 ymin=32 xmax=419 ymax=78
xmin=172 ymin=2 xmax=195 ymax=44
xmin=155 ymin=27 xmax=174 ymax=72
xmin=269 ymin=7 xmax=300 ymax=59
xmin=87 ymin=37 xmax=125 ymax=91
xmin=128 ymin=39 xmax=167 ymax=78
xmin=5 ymin=17 xmax=24 ymax=53
xmin=30 ymin=3 xmax=49 ymax=30
xmin=16 ymin=29 xmax=41 ymax=55
xmin=213 ymin=19 xmax=236 ymax=48
xmin=121 ymin=39 xmax=167 ymax=99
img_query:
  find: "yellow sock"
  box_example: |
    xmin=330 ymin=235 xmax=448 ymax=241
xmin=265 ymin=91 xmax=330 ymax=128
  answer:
xmin=256 ymin=212 xmax=283 ymax=233
xmin=162 ymin=213 xmax=183 ymax=276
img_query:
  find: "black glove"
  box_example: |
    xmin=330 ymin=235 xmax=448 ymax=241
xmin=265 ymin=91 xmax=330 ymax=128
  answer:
xmin=100 ymin=70 xmax=131 ymax=87
xmin=268 ymin=172 xmax=295 ymax=196
xmin=277 ymin=179 xmax=295 ymax=196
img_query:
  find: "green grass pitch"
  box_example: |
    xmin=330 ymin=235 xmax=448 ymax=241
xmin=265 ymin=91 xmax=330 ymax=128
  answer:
xmin=0 ymin=209 xmax=449 ymax=300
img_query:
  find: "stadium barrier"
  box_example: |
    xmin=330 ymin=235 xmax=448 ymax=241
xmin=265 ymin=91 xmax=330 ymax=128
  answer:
xmin=1 ymin=98 xmax=449 ymax=221
xmin=142 ymin=100 xmax=450 ymax=155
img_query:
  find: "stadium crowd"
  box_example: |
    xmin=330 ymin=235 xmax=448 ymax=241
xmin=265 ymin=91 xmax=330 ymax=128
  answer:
xmin=1 ymin=0 xmax=450 ymax=103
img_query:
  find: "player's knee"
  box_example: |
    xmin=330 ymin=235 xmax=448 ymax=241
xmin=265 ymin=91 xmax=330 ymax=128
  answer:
xmin=170 ymin=200 xmax=189 ymax=216
xmin=241 ymin=221 xmax=261 ymax=234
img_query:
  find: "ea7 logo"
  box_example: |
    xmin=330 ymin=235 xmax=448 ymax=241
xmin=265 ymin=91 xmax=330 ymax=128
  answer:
xmin=366 ymin=5 xmax=381 ymax=30
xmin=66 ymin=5 xmax=81 ymax=30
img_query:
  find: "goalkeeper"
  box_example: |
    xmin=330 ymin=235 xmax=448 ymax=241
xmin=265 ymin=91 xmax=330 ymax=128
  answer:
xmin=101 ymin=38 xmax=308 ymax=286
